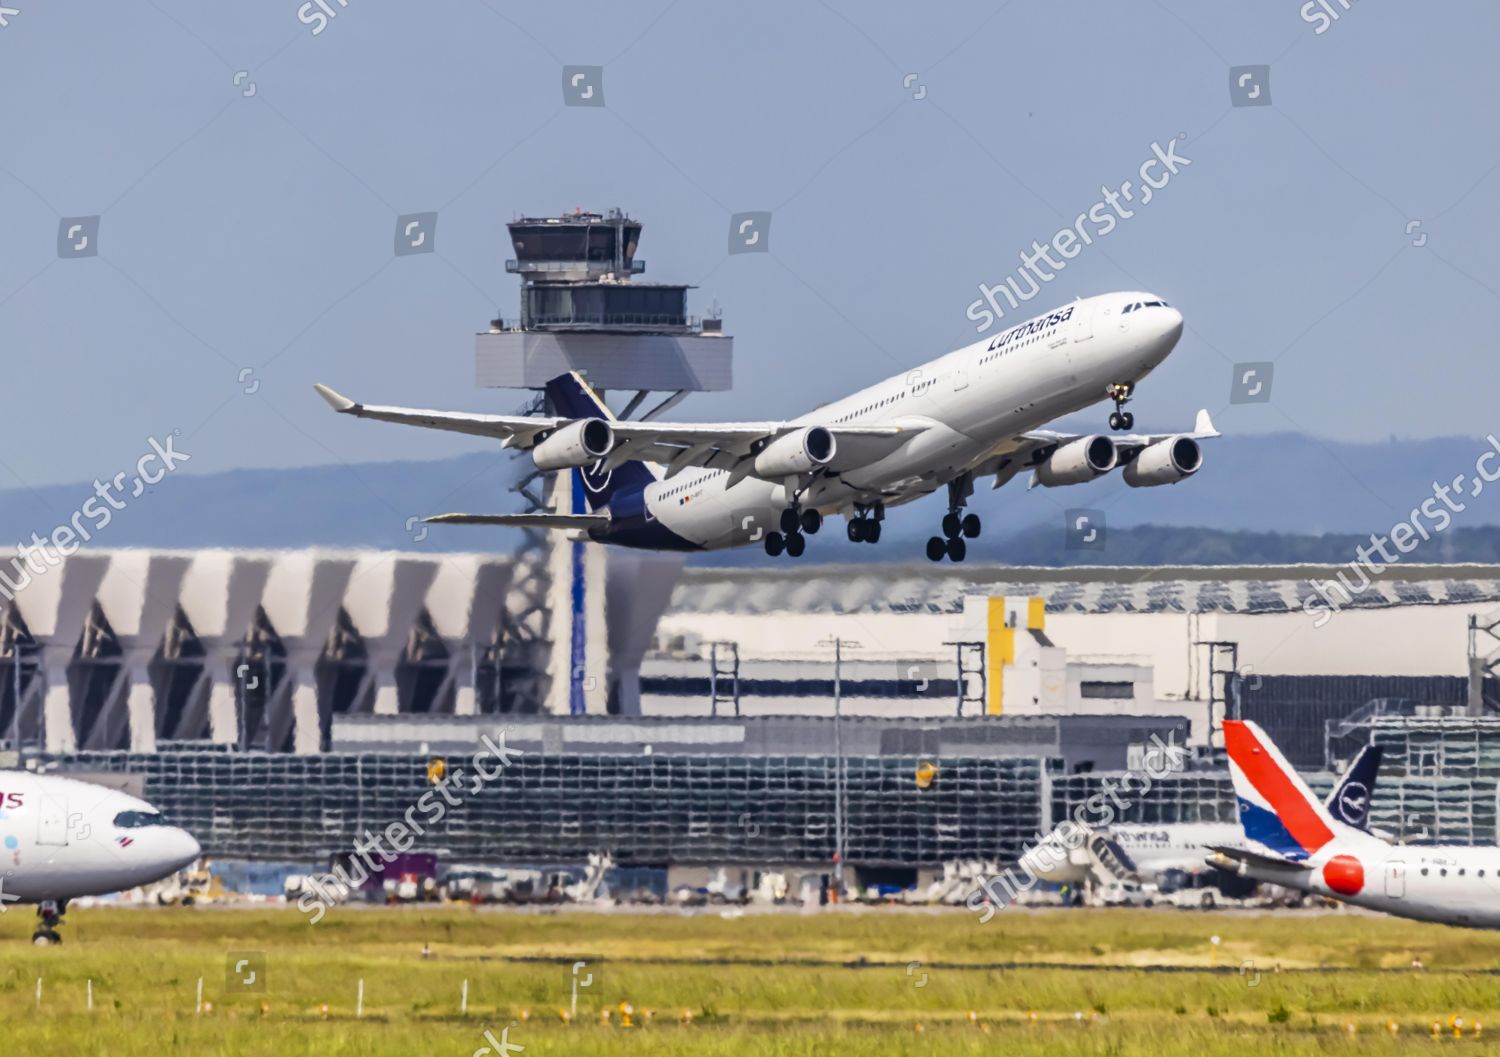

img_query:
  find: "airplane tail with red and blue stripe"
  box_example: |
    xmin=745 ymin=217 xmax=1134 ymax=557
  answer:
xmin=1224 ymin=720 xmax=1358 ymax=862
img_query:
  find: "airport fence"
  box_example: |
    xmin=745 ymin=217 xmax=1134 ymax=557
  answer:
xmin=35 ymin=749 xmax=1048 ymax=866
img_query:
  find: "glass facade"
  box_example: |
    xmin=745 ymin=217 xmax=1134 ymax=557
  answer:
xmin=523 ymin=284 xmax=687 ymax=329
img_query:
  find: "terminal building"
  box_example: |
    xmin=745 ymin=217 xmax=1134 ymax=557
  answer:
xmin=6 ymin=552 xmax=1500 ymax=879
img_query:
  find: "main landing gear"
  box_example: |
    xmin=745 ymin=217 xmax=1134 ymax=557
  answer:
xmin=927 ymin=475 xmax=980 ymax=562
xmin=32 ymin=900 xmax=66 ymax=946
xmin=846 ymin=502 xmax=884 ymax=544
xmin=1107 ymin=382 xmax=1135 ymax=431
xmin=764 ymin=504 xmax=821 ymax=559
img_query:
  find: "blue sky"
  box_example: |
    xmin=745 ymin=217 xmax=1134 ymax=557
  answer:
xmin=2 ymin=0 xmax=1498 ymax=491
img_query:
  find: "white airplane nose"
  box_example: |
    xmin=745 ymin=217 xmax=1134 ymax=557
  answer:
xmin=1161 ymin=306 xmax=1184 ymax=343
xmin=167 ymin=829 xmax=202 ymax=871
xmin=1137 ymin=306 xmax=1183 ymax=362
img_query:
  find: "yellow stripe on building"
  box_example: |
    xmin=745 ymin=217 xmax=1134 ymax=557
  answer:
xmin=986 ymin=596 xmax=1014 ymax=715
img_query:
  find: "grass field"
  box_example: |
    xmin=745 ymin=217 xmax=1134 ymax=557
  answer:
xmin=5 ymin=904 xmax=1500 ymax=1055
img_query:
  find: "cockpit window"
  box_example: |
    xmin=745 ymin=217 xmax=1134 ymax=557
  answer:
xmin=114 ymin=810 xmax=169 ymax=829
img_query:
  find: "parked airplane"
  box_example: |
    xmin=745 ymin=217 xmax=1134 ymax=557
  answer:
xmin=316 ymin=292 xmax=1217 ymax=561
xmin=1021 ymin=742 xmax=1384 ymax=888
xmin=0 ymin=771 xmax=201 ymax=944
xmin=1212 ymin=720 xmax=1500 ymax=929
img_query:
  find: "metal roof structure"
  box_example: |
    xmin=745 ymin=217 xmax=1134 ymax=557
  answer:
xmin=668 ymin=564 xmax=1500 ymax=616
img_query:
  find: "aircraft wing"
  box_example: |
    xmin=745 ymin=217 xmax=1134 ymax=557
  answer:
xmin=604 ymin=420 xmax=911 ymax=480
xmin=315 ymin=382 xmax=919 ymax=482
xmin=970 ymin=409 xmax=1221 ymax=491
xmin=1020 ymin=408 xmax=1221 ymax=448
xmin=314 ymin=385 xmax=563 ymax=447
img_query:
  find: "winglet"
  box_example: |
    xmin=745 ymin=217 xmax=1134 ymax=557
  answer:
xmin=313 ymin=383 xmax=357 ymax=413
xmin=1193 ymin=409 xmax=1220 ymax=438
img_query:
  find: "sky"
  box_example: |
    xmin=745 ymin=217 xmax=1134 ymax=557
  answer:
xmin=2 ymin=0 xmax=1499 ymax=495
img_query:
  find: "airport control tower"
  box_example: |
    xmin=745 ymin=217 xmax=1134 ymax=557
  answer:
xmin=476 ymin=209 xmax=732 ymax=716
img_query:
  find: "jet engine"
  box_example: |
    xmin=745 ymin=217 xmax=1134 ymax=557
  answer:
xmin=1122 ymin=436 xmax=1202 ymax=487
xmin=1033 ymin=435 xmax=1118 ymax=486
xmin=531 ymin=418 xmax=615 ymax=471
xmin=753 ymin=426 xmax=837 ymax=478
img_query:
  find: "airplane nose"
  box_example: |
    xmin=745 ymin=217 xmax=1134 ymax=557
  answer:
xmin=1157 ymin=306 xmax=1184 ymax=345
xmin=167 ymin=829 xmax=202 ymax=871
xmin=1136 ymin=306 xmax=1183 ymax=362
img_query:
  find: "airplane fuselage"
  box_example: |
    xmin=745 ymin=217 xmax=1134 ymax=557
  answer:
xmin=590 ymin=292 xmax=1185 ymax=550
xmin=1024 ymin=821 xmax=1246 ymax=885
xmin=1234 ymin=840 xmax=1500 ymax=929
xmin=0 ymin=771 xmax=201 ymax=904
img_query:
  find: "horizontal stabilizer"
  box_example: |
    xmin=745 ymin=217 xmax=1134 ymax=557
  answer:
xmin=1205 ymin=844 xmax=1311 ymax=874
xmin=425 ymin=512 xmax=609 ymax=529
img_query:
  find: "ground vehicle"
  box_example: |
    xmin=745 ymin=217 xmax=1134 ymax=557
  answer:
xmin=1095 ymin=880 xmax=1159 ymax=907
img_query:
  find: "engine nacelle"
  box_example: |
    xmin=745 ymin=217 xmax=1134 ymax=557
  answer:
xmin=753 ymin=426 xmax=836 ymax=478
xmin=531 ymin=418 xmax=615 ymax=471
xmin=1033 ymin=436 xmax=1118 ymax=487
xmin=1123 ymin=436 xmax=1203 ymax=487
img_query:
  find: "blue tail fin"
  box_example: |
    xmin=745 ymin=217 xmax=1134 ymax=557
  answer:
xmin=544 ymin=372 xmax=658 ymax=513
xmin=1326 ymin=743 xmax=1382 ymax=831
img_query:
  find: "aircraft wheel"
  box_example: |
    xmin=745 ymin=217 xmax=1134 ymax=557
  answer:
xmin=785 ymin=532 xmax=806 ymax=558
xmin=946 ymin=537 xmax=967 ymax=562
xmin=1120 ymin=412 xmax=1134 ymax=430
xmin=32 ymin=929 xmax=60 ymax=947
xmin=925 ymin=536 xmax=946 ymax=562
xmin=779 ymin=508 xmax=800 ymax=535
xmin=765 ymin=532 xmax=785 ymax=557
xmin=1200 ymin=891 xmax=1216 ymax=910
xmin=800 ymin=509 xmax=822 ymax=535
xmin=1109 ymin=412 xmax=1123 ymax=431
xmin=865 ymin=520 xmax=881 ymax=543
xmin=847 ymin=519 xmax=864 ymax=542
xmin=941 ymin=512 xmax=962 ymax=539
xmin=961 ymin=513 xmax=981 ymax=539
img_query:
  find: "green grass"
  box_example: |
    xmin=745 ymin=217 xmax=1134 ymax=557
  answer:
xmin=4 ymin=904 xmax=1500 ymax=1054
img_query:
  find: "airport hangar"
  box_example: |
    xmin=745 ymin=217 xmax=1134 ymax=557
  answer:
xmin=5 ymin=211 xmax=1500 ymax=884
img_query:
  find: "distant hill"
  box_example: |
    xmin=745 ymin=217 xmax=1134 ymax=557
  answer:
xmin=1 ymin=432 xmax=1496 ymax=564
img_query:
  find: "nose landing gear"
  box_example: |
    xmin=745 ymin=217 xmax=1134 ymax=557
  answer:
xmin=32 ymin=900 xmax=66 ymax=946
xmin=1107 ymin=382 xmax=1135 ymax=431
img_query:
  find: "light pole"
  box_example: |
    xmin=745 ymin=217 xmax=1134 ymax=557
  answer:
xmin=9 ymin=628 xmax=21 ymax=751
xmin=818 ymin=636 xmax=860 ymax=900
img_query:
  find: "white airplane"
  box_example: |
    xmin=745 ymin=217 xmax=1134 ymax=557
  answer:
xmin=1212 ymin=720 xmax=1500 ymax=929
xmin=1020 ymin=743 xmax=1383 ymax=888
xmin=0 ymin=771 xmax=201 ymax=944
xmin=316 ymin=292 xmax=1216 ymax=562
